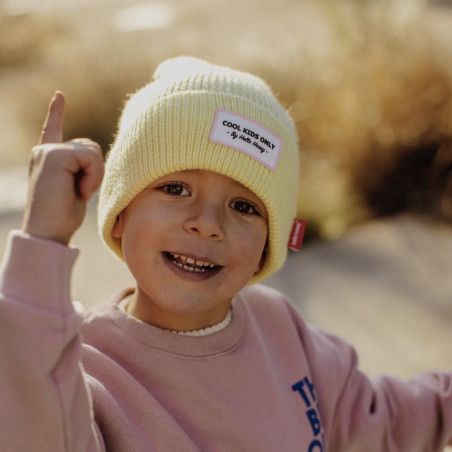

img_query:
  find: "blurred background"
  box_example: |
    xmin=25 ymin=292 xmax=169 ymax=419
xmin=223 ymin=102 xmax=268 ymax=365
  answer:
xmin=0 ymin=0 xmax=451 ymax=380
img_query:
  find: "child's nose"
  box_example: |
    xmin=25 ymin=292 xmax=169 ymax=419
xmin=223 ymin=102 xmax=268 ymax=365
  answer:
xmin=183 ymin=201 xmax=225 ymax=240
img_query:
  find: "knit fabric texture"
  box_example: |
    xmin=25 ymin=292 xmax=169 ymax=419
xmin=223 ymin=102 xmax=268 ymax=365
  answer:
xmin=98 ymin=56 xmax=299 ymax=283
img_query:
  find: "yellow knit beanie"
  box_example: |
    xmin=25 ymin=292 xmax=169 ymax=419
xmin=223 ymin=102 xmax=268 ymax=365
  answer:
xmin=98 ymin=56 xmax=299 ymax=283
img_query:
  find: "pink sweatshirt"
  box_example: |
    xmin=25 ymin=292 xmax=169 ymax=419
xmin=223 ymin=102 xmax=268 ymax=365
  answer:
xmin=1 ymin=231 xmax=452 ymax=451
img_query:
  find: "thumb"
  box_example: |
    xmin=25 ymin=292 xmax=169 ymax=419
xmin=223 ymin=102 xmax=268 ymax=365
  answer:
xmin=40 ymin=91 xmax=65 ymax=144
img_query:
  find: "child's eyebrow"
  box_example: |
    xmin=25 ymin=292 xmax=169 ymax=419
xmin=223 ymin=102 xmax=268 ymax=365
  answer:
xmin=178 ymin=170 xmax=264 ymax=204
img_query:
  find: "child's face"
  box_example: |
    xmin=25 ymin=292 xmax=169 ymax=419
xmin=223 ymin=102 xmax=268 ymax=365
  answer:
xmin=112 ymin=169 xmax=268 ymax=331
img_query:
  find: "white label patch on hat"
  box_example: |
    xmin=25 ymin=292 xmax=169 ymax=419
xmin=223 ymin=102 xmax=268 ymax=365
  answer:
xmin=209 ymin=109 xmax=282 ymax=171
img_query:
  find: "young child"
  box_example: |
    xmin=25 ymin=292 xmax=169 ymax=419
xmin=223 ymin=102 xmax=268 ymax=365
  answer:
xmin=0 ymin=56 xmax=451 ymax=451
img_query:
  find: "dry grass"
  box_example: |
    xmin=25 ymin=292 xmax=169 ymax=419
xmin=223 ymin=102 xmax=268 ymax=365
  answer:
xmin=279 ymin=0 xmax=452 ymax=234
xmin=0 ymin=0 xmax=450 ymax=239
xmin=0 ymin=9 xmax=64 ymax=69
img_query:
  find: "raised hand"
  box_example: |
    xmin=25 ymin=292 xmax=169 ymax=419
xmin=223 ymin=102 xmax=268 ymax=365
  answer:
xmin=21 ymin=92 xmax=104 ymax=244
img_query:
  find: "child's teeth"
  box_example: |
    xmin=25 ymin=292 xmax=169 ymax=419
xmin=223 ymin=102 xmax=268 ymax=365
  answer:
xmin=170 ymin=252 xmax=217 ymax=269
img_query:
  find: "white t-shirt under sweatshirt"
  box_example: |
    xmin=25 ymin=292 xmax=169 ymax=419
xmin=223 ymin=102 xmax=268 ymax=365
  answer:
xmin=1 ymin=231 xmax=452 ymax=451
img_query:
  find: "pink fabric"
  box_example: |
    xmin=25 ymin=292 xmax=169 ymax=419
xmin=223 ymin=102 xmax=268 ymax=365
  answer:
xmin=1 ymin=231 xmax=451 ymax=451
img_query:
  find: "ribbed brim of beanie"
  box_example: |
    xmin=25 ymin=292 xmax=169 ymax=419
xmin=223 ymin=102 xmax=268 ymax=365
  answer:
xmin=98 ymin=57 xmax=299 ymax=283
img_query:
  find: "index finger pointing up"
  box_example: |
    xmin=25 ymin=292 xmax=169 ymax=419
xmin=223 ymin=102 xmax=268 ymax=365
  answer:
xmin=40 ymin=91 xmax=65 ymax=144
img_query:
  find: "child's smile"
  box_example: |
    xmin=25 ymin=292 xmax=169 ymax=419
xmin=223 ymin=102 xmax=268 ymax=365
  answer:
xmin=163 ymin=251 xmax=222 ymax=280
xmin=112 ymin=169 xmax=268 ymax=331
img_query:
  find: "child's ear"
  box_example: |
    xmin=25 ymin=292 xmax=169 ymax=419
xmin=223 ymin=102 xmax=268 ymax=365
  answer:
xmin=111 ymin=213 xmax=124 ymax=239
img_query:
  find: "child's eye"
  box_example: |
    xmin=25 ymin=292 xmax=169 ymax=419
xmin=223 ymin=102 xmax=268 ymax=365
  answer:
xmin=160 ymin=183 xmax=189 ymax=196
xmin=231 ymin=200 xmax=261 ymax=216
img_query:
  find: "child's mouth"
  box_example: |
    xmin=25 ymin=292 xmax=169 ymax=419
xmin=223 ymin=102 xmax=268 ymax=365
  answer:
xmin=163 ymin=252 xmax=221 ymax=275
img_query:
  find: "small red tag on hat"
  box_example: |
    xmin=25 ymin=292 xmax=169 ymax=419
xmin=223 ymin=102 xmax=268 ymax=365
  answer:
xmin=287 ymin=219 xmax=307 ymax=252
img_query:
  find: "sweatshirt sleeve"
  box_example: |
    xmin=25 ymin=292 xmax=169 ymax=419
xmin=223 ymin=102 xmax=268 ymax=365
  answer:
xmin=0 ymin=231 xmax=104 ymax=452
xmin=298 ymin=318 xmax=452 ymax=451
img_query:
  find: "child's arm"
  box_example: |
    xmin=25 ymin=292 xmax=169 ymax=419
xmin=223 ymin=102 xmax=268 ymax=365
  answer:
xmin=0 ymin=93 xmax=105 ymax=451
xmin=276 ymin=295 xmax=452 ymax=450
xmin=304 ymin=323 xmax=452 ymax=450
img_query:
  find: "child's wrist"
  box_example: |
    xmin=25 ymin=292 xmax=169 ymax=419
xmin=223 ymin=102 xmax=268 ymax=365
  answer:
xmin=20 ymin=225 xmax=71 ymax=246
